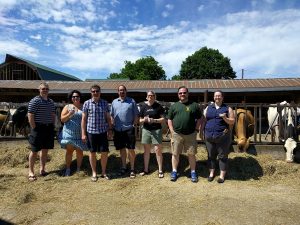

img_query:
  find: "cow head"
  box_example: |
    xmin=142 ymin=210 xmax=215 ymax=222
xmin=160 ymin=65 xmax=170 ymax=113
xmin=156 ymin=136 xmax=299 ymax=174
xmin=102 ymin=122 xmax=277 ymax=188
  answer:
xmin=237 ymin=137 xmax=249 ymax=152
xmin=284 ymin=138 xmax=297 ymax=162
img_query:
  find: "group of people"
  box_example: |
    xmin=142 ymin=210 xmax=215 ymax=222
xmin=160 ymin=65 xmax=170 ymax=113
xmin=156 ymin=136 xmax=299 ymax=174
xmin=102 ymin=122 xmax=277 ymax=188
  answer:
xmin=27 ymin=82 xmax=234 ymax=184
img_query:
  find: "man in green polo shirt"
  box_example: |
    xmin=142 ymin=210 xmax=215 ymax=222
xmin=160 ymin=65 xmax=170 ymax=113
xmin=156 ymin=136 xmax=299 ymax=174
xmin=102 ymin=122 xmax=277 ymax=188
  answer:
xmin=167 ymin=86 xmax=202 ymax=182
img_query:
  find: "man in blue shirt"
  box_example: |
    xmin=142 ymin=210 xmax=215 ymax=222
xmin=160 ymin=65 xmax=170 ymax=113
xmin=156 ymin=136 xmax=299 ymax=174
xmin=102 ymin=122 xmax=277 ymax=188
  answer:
xmin=81 ymin=84 xmax=113 ymax=182
xmin=111 ymin=85 xmax=139 ymax=178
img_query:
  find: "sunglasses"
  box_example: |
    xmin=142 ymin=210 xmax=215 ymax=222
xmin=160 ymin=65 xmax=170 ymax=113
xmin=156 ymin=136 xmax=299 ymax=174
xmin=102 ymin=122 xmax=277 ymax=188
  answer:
xmin=147 ymin=95 xmax=154 ymax=97
xmin=91 ymin=90 xmax=100 ymax=93
xmin=41 ymin=88 xmax=49 ymax=91
xmin=178 ymin=92 xmax=187 ymax=95
xmin=72 ymin=96 xmax=80 ymax=98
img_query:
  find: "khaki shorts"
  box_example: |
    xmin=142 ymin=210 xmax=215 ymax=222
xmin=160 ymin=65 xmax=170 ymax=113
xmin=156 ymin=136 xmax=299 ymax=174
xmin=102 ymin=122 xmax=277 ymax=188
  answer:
xmin=141 ymin=128 xmax=162 ymax=145
xmin=171 ymin=132 xmax=197 ymax=155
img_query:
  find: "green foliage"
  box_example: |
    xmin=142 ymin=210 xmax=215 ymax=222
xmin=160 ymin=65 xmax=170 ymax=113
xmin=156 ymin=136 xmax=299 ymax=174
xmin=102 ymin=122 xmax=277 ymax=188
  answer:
xmin=108 ymin=56 xmax=166 ymax=80
xmin=108 ymin=73 xmax=128 ymax=79
xmin=179 ymin=47 xmax=236 ymax=79
xmin=171 ymin=74 xmax=181 ymax=80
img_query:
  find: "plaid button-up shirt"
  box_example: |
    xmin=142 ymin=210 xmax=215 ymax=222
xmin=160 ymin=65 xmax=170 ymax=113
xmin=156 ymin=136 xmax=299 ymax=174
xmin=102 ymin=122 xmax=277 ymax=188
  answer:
xmin=82 ymin=98 xmax=110 ymax=134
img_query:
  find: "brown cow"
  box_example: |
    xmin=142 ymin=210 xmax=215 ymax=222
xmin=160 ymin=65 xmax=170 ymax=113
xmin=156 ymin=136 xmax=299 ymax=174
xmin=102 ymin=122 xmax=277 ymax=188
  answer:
xmin=234 ymin=109 xmax=255 ymax=152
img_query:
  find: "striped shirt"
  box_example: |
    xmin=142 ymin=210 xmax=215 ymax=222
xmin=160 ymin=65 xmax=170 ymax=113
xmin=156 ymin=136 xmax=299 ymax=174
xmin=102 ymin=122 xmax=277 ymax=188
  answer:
xmin=28 ymin=96 xmax=55 ymax=124
xmin=82 ymin=98 xmax=110 ymax=134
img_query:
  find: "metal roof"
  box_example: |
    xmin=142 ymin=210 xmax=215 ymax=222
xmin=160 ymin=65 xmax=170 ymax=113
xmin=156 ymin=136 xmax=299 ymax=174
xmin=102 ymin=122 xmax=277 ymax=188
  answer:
xmin=3 ymin=54 xmax=81 ymax=81
xmin=0 ymin=78 xmax=299 ymax=94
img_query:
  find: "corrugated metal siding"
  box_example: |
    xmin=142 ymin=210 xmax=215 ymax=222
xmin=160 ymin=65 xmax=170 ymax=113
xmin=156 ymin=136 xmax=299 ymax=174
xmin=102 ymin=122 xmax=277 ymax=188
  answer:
xmin=0 ymin=78 xmax=300 ymax=93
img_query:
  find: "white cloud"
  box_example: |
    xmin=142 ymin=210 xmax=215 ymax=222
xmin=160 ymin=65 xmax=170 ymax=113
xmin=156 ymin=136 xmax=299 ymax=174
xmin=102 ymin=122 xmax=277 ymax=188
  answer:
xmin=165 ymin=4 xmax=174 ymax=10
xmin=1 ymin=1 xmax=300 ymax=79
xmin=0 ymin=0 xmax=18 ymax=13
xmin=0 ymin=40 xmax=39 ymax=57
xmin=198 ymin=5 xmax=204 ymax=12
xmin=29 ymin=34 xmax=41 ymax=40
xmin=43 ymin=8 xmax=300 ymax=78
xmin=161 ymin=11 xmax=169 ymax=18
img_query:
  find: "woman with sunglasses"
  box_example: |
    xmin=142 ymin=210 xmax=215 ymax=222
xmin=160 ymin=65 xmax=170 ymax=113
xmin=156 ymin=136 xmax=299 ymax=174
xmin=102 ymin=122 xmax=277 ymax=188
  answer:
xmin=139 ymin=90 xmax=166 ymax=178
xmin=60 ymin=90 xmax=88 ymax=176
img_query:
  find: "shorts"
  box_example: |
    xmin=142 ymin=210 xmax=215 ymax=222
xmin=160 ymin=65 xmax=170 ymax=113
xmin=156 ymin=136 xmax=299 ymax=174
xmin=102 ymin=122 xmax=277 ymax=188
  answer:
xmin=28 ymin=123 xmax=54 ymax=152
xmin=113 ymin=128 xmax=136 ymax=150
xmin=87 ymin=132 xmax=109 ymax=153
xmin=141 ymin=128 xmax=162 ymax=145
xmin=171 ymin=131 xmax=197 ymax=155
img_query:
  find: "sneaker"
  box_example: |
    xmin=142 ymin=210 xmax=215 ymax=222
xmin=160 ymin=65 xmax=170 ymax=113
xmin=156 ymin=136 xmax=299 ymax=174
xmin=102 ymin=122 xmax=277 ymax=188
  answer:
xmin=191 ymin=171 xmax=198 ymax=183
xmin=170 ymin=171 xmax=178 ymax=182
xmin=64 ymin=168 xmax=71 ymax=177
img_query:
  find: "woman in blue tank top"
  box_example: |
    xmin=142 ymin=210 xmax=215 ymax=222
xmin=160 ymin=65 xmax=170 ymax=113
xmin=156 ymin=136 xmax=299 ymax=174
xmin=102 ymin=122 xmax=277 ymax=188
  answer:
xmin=202 ymin=90 xmax=235 ymax=183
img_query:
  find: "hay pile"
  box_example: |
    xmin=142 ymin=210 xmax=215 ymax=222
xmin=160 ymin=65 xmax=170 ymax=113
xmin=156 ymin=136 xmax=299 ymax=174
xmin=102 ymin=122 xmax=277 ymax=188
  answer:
xmin=0 ymin=140 xmax=299 ymax=181
xmin=1 ymin=140 xmax=300 ymax=225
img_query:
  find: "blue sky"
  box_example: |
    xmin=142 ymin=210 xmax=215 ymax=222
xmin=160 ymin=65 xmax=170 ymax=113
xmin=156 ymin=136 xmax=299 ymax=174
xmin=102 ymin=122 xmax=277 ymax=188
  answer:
xmin=0 ymin=0 xmax=300 ymax=80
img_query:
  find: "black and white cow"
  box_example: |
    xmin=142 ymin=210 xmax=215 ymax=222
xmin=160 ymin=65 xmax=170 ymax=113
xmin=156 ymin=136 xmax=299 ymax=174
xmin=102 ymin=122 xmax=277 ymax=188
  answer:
xmin=267 ymin=101 xmax=298 ymax=162
xmin=283 ymin=107 xmax=298 ymax=162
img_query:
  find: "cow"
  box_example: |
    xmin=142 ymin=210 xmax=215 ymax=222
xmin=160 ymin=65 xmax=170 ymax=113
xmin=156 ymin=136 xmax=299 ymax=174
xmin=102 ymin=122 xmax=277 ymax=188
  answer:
xmin=0 ymin=110 xmax=9 ymax=135
xmin=267 ymin=101 xmax=295 ymax=142
xmin=0 ymin=106 xmax=30 ymax=137
xmin=234 ymin=109 xmax=255 ymax=152
xmin=283 ymin=107 xmax=298 ymax=162
xmin=267 ymin=101 xmax=298 ymax=162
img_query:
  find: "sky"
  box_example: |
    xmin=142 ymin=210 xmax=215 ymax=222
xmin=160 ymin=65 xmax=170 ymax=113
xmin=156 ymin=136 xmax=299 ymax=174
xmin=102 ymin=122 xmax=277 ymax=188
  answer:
xmin=0 ymin=0 xmax=300 ymax=80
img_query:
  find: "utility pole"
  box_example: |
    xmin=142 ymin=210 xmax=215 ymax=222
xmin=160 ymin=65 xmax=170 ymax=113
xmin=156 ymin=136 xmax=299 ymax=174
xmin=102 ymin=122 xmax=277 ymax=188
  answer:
xmin=242 ymin=69 xmax=244 ymax=79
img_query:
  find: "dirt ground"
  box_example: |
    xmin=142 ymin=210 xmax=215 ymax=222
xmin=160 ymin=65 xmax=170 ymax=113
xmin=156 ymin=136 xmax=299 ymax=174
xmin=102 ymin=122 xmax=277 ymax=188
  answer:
xmin=0 ymin=139 xmax=300 ymax=225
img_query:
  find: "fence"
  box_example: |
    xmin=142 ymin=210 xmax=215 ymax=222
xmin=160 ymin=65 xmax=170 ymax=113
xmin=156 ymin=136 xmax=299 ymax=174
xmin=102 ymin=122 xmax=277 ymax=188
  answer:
xmin=1 ymin=102 xmax=299 ymax=145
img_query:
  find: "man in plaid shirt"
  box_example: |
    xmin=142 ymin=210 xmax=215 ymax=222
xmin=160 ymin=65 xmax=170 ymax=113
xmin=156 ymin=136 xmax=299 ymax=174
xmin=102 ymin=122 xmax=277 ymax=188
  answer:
xmin=81 ymin=84 xmax=113 ymax=182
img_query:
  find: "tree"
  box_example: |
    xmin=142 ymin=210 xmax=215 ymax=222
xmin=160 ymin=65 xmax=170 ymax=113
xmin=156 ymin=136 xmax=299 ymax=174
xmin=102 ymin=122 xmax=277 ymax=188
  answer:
xmin=171 ymin=74 xmax=181 ymax=80
xmin=178 ymin=47 xmax=236 ymax=80
xmin=108 ymin=56 xmax=166 ymax=80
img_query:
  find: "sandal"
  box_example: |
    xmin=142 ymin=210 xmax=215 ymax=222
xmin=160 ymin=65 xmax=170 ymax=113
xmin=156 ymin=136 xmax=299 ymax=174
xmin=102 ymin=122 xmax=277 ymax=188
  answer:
xmin=207 ymin=176 xmax=214 ymax=182
xmin=158 ymin=171 xmax=164 ymax=178
xmin=139 ymin=171 xmax=149 ymax=176
xmin=217 ymin=177 xmax=225 ymax=183
xmin=40 ymin=170 xmax=49 ymax=177
xmin=28 ymin=175 xmax=37 ymax=182
xmin=130 ymin=170 xmax=136 ymax=178
xmin=100 ymin=174 xmax=111 ymax=180
xmin=91 ymin=176 xmax=98 ymax=182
